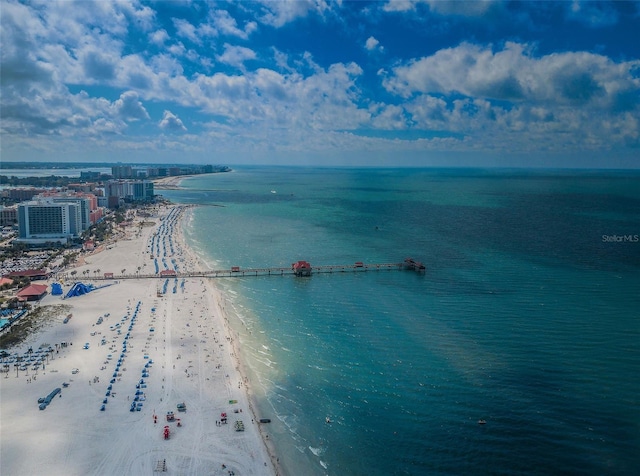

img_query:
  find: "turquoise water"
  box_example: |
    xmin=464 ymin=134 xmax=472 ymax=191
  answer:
xmin=163 ymin=167 xmax=640 ymax=475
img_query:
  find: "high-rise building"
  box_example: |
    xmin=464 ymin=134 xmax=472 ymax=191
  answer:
xmin=111 ymin=165 xmax=133 ymax=179
xmin=17 ymin=199 xmax=84 ymax=244
xmin=105 ymin=180 xmax=154 ymax=207
xmin=36 ymin=191 xmax=97 ymax=227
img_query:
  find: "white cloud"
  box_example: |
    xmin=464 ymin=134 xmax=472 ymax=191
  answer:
xmin=369 ymin=103 xmax=408 ymax=130
xmin=91 ymin=118 xmax=121 ymax=135
xmin=113 ymin=91 xmax=150 ymax=121
xmin=159 ymin=110 xmax=187 ymax=132
xmin=1 ymin=0 xmax=638 ymax=164
xmin=81 ymin=49 xmax=118 ymax=81
xmin=257 ymin=0 xmax=331 ymax=27
xmin=383 ymin=42 xmax=640 ymax=110
xmin=365 ymin=36 xmax=381 ymax=52
xmin=383 ymin=0 xmax=497 ymax=16
xmin=149 ymin=29 xmax=169 ymax=46
xmin=216 ymin=44 xmax=257 ymax=69
xmin=211 ymin=9 xmax=257 ymax=39
xmin=173 ymin=18 xmax=200 ymax=44
xmin=382 ymin=0 xmax=417 ymax=12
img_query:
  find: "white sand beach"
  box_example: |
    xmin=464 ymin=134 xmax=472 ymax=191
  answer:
xmin=0 ymin=205 xmax=278 ymax=476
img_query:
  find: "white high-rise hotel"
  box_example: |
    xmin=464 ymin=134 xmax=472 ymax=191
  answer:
xmin=17 ymin=197 xmax=90 ymax=245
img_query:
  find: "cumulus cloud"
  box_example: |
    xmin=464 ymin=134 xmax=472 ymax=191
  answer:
xmin=383 ymin=0 xmax=496 ymax=15
xmin=258 ymin=0 xmax=331 ymax=27
xmin=113 ymin=91 xmax=150 ymax=121
xmin=81 ymin=49 xmax=118 ymax=81
xmin=216 ymin=44 xmax=257 ymax=69
xmin=211 ymin=9 xmax=257 ymax=39
xmin=173 ymin=18 xmax=200 ymax=44
xmin=383 ymin=42 xmax=640 ymax=110
xmin=149 ymin=29 xmax=169 ymax=45
xmin=188 ymin=60 xmax=366 ymax=131
xmin=382 ymin=0 xmax=416 ymax=12
xmin=159 ymin=110 xmax=187 ymax=132
xmin=1 ymin=0 xmax=638 ymax=163
xmin=365 ymin=36 xmax=383 ymax=52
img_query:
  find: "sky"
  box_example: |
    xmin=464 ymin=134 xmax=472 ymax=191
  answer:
xmin=1 ymin=0 xmax=639 ymax=168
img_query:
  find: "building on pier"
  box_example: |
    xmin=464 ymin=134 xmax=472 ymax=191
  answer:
xmin=292 ymin=260 xmax=312 ymax=277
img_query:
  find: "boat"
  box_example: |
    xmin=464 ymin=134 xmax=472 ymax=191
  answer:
xmin=325 ymin=416 xmax=332 ymax=424
xmin=478 ymin=419 xmax=487 ymax=425
xmin=259 ymin=418 xmax=271 ymax=424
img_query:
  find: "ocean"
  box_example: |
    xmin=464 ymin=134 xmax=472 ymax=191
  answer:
xmin=162 ymin=167 xmax=640 ymax=475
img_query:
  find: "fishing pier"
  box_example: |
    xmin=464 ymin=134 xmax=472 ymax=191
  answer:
xmin=62 ymin=258 xmax=425 ymax=281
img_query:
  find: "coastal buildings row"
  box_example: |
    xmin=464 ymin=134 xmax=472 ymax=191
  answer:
xmin=110 ymin=164 xmax=227 ymax=179
xmin=1 ymin=179 xmax=154 ymax=245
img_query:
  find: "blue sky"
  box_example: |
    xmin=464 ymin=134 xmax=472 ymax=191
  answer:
xmin=1 ymin=0 xmax=639 ymax=167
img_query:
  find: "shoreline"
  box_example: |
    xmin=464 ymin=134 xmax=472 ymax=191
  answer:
xmin=0 ymin=203 xmax=277 ymax=476
xmin=152 ymin=176 xmax=190 ymax=190
xmin=179 ymin=207 xmax=286 ymax=476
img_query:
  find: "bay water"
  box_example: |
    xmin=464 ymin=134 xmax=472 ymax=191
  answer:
xmin=163 ymin=167 xmax=639 ymax=475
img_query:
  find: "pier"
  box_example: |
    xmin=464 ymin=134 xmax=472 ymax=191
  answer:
xmin=60 ymin=258 xmax=425 ymax=281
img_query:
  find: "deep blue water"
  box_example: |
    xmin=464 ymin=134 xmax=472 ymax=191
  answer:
xmin=163 ymin=167 xmax=640 ymax=475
